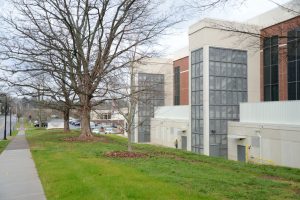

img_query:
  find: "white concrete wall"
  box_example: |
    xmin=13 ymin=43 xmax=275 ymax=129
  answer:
xmin=189 ymin=18 xmax=261 ymax=103
xmin=246 ymin=0 xmax=300 ymax=27
xmin=240 ymin=101 xmax=300 ymax=125
xmin=151 ymin=118 xmax=190 ymax=150
xmin=228 ymin=121 xmax=300 ymax=168
xmin=203 ymin=45 xmax=210 ymax=155
xmin=154 ymin=105 xmax=189 ymax=120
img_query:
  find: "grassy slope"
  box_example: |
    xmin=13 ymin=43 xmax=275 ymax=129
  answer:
xmin=26 ymin=128 xmax=300 ymax=200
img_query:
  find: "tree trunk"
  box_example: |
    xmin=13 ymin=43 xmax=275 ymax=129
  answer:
xmin=127 ymin=128 xmax=132 ymax=152
xmin=79 ymin=97 xmax=93 ymax=139
xmin=63 ymin=109 xmax=70 ymax=132
xmin=38 ymin=108 xmax=42 ymax=128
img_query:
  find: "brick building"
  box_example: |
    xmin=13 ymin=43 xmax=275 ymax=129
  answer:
xmin=261 ymin=16 xmax=300 ymax=101
xmin=228 ymin=1 xmax=300 ymax=168
xmin=173 ymin=56 xmax=189 ymax=105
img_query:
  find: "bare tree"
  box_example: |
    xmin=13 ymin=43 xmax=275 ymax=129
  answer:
xmin=2 ymin=66 xmax=77 ymax=132
xmin=0 ymin=0 xmax=179 ymax=139
xmin=109 ymin=55 xmax=169 ymax=151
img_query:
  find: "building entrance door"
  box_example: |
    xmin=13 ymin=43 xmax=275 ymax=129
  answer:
xmin=237 ymin=145 xmax=246 ymax=162
xmin=181 ymin=136 xmax=187 ymax=150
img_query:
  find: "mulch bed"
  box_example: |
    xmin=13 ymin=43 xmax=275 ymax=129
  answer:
xmin=104 ymin=151 xmax=148 ymax=158
xmin=63 ymin=136 xmax=106 ymax=142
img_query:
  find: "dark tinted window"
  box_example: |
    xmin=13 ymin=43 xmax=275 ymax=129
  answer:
xmin=263 ymin=36 xmax=278 ymax=101
xmin=288 ymin=40 xmax=297 ymax=61
xmin=174 ymin=66 xmax=180 ymax=105
xmin=264 ymin=67 xmax=270 ymax=85
xmin=271 ymin=85 xmax=279 ymax=101
xmin=264 ymin=86 xmax=271 ymax=101
xmin=288 ymin=83 xmax=296 ymax=100
xmin=298 ymin=82 xmax=300 ymax=99
xmin=288 ymin=30 xmax=296 ymax=42
xmin=287 ymin=28 xmax=300 ymax=100
xmin=264 ymin=48 xmax=270 ymax=66
xmin=271 ymin=65 xmax=278 ymax=84
xmin=288 ymin=62 xmax=296 ymax=82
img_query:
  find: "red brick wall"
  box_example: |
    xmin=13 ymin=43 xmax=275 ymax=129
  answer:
xmin=173 ymin=56 xmax=189 ymax=105
xmin=260 ymin=16 xmax=300 ymax=101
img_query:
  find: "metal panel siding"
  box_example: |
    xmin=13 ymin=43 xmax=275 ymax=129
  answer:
xmin=240 ymin=101 xmax=300 ymax=125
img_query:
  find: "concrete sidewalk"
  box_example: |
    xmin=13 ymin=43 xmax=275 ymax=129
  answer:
xmin=0 ymin=126 xmax=46 ymax=200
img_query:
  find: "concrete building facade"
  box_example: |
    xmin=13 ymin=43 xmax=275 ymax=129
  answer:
xmin=150 ymin=106 xmax=190 ymax=150
xmin=189 ymin=19 xmax=260 ymax=157
xmin=228 ymin=101 xmax=300 ymax=168
xmin=133 ymin=58 xmax=173 ymax=143
xmin=147 ymin=1 xmax=300 ymax=164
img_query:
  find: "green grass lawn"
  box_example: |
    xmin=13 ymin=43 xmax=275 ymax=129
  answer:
xmin=0 ymin=140 xmax=10 ymax=154
xmin=0 ymin=125 xmax=19 ymax=154
xmin=26 ymin=128 xmax=300 ymax=200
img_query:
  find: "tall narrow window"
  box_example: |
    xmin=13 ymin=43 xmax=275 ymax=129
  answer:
xmin=174 ymin=67 xmax=180 ymax=105
xmin=287 ymin=28 xmax=300 ymax=100
xmin=263 ymin=36 xmax=279 ymax=101
xmin=191 ymin=48 xmax=203 ymax=154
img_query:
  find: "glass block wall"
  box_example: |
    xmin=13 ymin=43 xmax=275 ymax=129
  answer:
xmin=191 ymin=48 xmax=204 ymax=153
xmin=209 ymin=47 xmax=247 ymax=157
xmin=137 ymin=73 xmax=165 ymax=142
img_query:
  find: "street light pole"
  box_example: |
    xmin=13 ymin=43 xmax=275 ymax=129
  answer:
xmin=10 ymin=107 xmax=12 ymax=136
xmin=3 ymin=95 xmax=7 ymax=140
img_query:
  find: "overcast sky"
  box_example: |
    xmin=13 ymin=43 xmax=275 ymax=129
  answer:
xmin=0 ymin=0 xmax=292 ymax=56
xmin=161 ymin=0 xmax=291 ymax=56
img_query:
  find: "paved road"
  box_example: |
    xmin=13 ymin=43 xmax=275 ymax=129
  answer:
xmin=0 ymin=122 xmax=46 ymax=200
xmin=0 ymin=115 xmax=17 ymax=140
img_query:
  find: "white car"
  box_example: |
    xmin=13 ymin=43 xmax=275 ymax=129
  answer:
xmin=92 ymin=128 xmax=100 ymax=134
xmin=90 ymin=122 xmax=96 ymax=129
xmin=105 ymin=127 xmax=120 ymax=134
xmin=104 ymin=127 xmax=113 ymax=134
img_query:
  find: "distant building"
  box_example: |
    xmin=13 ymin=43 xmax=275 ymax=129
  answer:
xmin=90 ymin=106 xmax=127 ymax=128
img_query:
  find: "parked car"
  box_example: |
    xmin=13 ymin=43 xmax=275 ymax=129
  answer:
xmin=92 ymin=125 xmax=105 ymax=134
xmin=74 ymin=121 xmax=80 ymax=126
xmin=92 ymin=128 xmax=100 ymax=134
xmin=105 ymin=127 xmax=120 ymax=134
xmin=90 ymin=122 xmax=96 ymax=129
xmin=33 ymin=120 xmax=48 ymax=127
